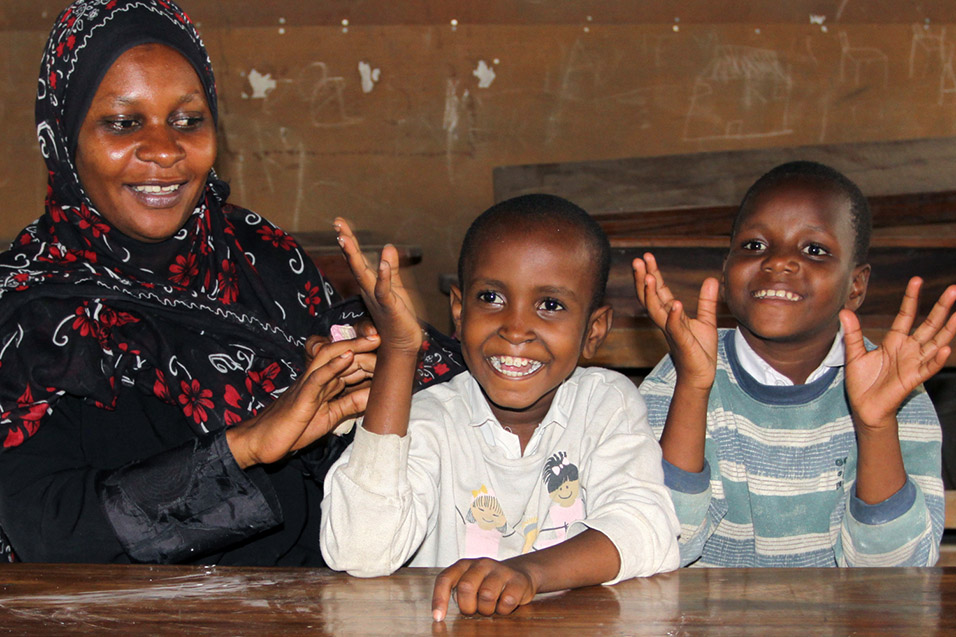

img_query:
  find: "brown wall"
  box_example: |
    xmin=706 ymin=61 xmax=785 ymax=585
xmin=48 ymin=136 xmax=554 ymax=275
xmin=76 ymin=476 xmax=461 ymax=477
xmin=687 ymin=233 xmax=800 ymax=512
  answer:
xmin=3 ymin=1 xmax=956 ymax=329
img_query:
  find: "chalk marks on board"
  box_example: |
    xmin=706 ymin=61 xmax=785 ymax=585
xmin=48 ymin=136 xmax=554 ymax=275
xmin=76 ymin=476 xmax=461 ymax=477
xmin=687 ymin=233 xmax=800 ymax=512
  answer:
xmin=941 ymin=44 xmax=956 ymax=105
xmin=838 ymin=31 xmax=888 ymax=88
xmin=683 ymin=45 xmax=793 ymax=142
xmin=909 ymin=24 xmax=946 ymax=79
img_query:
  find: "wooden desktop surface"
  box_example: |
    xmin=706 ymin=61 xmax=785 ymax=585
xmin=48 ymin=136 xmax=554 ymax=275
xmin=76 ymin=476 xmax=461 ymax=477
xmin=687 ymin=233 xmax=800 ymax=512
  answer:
xmin=1 ymin=564 xmax=954 ymax=635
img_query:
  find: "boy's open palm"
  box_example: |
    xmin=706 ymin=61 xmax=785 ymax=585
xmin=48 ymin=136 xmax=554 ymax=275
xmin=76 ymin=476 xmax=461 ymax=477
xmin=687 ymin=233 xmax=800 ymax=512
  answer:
xmin=841 ymin=277 xmax=956 ymax=431
xmin=634 ymin=253 xmax=719 ymax=390
xmin=334 ymin=218 xmax=422 ymax=355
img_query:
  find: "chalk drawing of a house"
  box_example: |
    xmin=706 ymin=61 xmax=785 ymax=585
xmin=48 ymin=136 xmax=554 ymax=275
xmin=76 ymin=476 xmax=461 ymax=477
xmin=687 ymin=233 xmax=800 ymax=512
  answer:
xmin=683 ymin=45 xmax=792 ymax=141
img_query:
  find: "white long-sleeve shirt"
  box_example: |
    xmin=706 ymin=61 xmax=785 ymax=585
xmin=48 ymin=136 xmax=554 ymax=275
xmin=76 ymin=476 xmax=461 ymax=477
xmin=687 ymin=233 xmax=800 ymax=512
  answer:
xmin=321 ymin=367 xmax=680 ymax=581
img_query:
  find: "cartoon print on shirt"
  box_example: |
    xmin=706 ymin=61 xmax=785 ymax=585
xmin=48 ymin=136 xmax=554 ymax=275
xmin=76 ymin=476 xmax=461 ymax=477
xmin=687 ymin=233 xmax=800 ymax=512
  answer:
xmin=519 ymin=517 xmax=539 ymax=554
xmin=460 ymin=485 xmax=509 ymax=558
xmin=535 ymin=451 xmax=585 ymax=549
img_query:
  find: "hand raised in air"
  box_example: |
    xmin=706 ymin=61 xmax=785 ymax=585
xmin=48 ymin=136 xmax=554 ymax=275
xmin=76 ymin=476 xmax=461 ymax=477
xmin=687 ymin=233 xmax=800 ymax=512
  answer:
xmin=841 ymin=277 xmax=956 ymax=433
xmin=334 ymin=218 xmax=423 ymax=356
xmin=633 ymin=252 xmax=719 ymax=391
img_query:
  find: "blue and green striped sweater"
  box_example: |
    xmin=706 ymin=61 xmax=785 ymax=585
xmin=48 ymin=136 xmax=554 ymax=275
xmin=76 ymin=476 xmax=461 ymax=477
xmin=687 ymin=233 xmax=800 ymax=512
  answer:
xmin=639 ymin=329 xmax=943 ymax=567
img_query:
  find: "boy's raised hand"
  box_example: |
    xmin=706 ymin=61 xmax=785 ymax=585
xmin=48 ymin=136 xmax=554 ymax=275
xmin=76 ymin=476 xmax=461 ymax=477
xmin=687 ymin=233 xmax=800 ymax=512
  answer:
xmin=334 ymin=218 xmax=422 ymax=355
xmin=633 ymin=253 xmax=720 ymax=390
xmin=841 ymin=277 xmax=956 ymax=432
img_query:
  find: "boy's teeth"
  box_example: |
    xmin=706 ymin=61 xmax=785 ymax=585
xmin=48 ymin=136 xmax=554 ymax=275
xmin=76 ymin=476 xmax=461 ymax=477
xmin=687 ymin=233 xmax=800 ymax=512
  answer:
xmin=753 ymin=289 xmax=802 ymax=301
xmin=133 ymin=184 xmax=181 ymax=194
xmin=489 ymin=356 xmax=543 ymax=377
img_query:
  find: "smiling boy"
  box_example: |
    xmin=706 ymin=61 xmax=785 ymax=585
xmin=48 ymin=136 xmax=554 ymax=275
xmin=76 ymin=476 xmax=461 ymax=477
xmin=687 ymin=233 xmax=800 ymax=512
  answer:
xmin=636 ymin=161 xmax=956 ymax=567
xmin=321 ymin=195 xmax=679 ymax=618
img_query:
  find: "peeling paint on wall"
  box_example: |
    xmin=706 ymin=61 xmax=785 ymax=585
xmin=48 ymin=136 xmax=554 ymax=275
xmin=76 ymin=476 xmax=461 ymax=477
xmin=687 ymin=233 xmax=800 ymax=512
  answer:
xmin=243 ymin=69 xmax=277 ymax=99
xmin=358 ymin=61 xmax=381 ymax=93
xmin=473 ymin=59 xmax=496 ymax=88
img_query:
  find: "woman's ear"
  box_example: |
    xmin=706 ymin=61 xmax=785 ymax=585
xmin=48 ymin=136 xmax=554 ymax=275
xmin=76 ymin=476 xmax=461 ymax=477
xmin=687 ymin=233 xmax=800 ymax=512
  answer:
xmin=581 ymin=305 xmax=613 ymax=359
xmin=845 ymin=264 xmax=871 ymax=311
xmin=450 ymin=285 xmax=464 ymax=336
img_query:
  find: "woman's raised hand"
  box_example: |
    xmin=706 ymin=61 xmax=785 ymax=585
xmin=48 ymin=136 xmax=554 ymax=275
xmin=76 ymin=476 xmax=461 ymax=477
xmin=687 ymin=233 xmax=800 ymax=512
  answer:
xmin=225 ymin=337 xmax=377 ymax=469
xmin=334 ymin=218 xmax=422 ymax=355
xmin=633 ymin=252 xmax=719 ymax=390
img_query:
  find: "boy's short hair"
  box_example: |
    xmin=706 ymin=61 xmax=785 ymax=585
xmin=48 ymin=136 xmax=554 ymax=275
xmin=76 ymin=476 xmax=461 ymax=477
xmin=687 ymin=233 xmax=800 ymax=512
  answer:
xmin=458 ymin=194 xmax=611 ymax=312
xmin=733 ymin=161 xmax=873 ymax=265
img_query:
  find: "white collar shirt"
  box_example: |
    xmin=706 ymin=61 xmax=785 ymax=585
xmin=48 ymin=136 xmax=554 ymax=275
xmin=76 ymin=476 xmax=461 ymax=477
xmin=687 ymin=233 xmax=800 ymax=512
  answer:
xmin=733 ymin=325 xmax=845 ymax=386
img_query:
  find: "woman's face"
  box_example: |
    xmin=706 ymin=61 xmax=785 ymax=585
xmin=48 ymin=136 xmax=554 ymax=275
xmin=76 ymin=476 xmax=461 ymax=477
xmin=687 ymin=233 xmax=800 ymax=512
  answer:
xmin=76 ymin=43 xmax=216 ymax=243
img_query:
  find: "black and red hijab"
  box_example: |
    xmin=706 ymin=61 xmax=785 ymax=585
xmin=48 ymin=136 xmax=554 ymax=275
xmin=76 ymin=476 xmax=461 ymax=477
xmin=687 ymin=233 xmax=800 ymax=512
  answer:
xmin=0 ymin=0 xmax=339 ymax=448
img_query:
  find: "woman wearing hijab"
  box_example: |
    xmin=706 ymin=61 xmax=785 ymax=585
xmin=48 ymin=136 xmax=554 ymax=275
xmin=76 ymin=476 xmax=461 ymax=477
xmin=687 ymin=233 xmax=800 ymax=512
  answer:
xmin=0 ymin=0 xmax=390 ymax=565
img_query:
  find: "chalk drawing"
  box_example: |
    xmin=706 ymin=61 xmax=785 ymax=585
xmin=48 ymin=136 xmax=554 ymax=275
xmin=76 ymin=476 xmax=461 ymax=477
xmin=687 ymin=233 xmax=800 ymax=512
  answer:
xmin=473 ymin=60 xmax=496 ymax=88
xmin=242 ymin=69 xmax=277 ymax=99
xmin=941 ymin=43 xmax=956 ymax=105
xmin=442 ymin=78 xmax=475 ymax=178
xmin=294 ymin=62 xmax=361 ymax=127
xmin=836 ymin=0 xmax=851 ymax=21
xmin=909 ymin=23 xmax=946 ymax=78
xmin=358 ymin=60 xmax=381 ymax=93
xmin=683 ymin=45 xmax=793 ymax=141
xmin=545 ymin=38 xmax=603 ymax=144
xmin=809 ymin=15 xmax=826 ymax=26
xmin=838 ymin=32 xmax=887 ymax=88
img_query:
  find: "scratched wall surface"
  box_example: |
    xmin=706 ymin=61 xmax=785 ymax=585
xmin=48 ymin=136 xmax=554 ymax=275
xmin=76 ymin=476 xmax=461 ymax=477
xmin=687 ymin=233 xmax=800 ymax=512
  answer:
xmin=3 ymin=1 xmax=956 ymax=327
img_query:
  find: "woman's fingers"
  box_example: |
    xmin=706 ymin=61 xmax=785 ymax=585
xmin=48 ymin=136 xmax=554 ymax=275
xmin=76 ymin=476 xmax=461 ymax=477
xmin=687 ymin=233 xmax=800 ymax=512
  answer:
xmin=308 ymin=333 xmax=380 ymax=371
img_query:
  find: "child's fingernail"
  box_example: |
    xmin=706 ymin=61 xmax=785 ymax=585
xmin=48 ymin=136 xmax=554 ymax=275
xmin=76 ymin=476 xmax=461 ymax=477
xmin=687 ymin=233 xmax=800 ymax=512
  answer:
xmin=337 ymin=236 xmax=345 ymax=245
xmin=340 ymin=351 xmax=352 ymax=358
xmin=433 ymin=609 xmax=444 ymax=622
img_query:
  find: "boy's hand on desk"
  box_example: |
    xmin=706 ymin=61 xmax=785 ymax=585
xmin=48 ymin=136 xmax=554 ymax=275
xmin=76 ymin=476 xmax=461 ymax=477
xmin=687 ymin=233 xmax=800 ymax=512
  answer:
xmin=841 ymin=277 xmax=956 ymax=431
xmin=633 ymin=253 xmax=719 ymax=390
xmin=431 ymin=558 xmax=537 ymax=620
xmin=334 ymin=218 xmax=422 ymax=355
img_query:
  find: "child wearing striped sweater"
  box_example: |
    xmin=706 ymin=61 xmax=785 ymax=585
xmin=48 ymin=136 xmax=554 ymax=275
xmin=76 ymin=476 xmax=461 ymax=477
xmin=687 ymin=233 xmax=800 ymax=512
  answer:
xmin=635 ymin=161 xmax=956 ymax=567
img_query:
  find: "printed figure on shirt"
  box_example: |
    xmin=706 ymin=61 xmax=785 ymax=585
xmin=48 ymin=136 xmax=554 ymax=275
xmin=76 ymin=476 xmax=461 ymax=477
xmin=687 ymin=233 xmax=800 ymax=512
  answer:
xmin=321 ymin=195 xmax=679 ymax=619
xmin=535 ymin=451 xmax=586 ymax=548
xmin=462 ymin=485 xmax=509 ymax=558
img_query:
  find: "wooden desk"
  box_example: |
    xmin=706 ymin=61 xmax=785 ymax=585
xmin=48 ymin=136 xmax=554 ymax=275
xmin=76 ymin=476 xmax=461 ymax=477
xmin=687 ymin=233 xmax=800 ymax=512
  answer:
xmin=1 ymin=565 xmax=954 ymax=635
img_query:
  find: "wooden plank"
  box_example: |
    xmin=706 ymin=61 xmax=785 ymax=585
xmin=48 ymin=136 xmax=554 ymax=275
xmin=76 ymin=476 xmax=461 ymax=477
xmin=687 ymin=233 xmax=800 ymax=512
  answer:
xmin=591 ymin=190 xmax=956 ymax=237
xmin=947 ymin=490 xmax=956 ymax=530
xmin=494 ymin=137 xmax=956 ymax=213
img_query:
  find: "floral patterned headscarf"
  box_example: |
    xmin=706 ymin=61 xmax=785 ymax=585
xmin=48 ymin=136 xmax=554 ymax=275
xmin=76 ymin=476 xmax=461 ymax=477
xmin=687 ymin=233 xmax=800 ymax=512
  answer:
xmin=0 ymin=0 xmax=339 ymax=449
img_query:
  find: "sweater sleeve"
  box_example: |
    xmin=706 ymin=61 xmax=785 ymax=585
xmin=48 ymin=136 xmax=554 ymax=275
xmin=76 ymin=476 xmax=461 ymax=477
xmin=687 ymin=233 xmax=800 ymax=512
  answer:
xmin=320 ymin=422 xmax=439 ymax=577
xmin=638 ymin=355 xmax=729 ymax=567
xmin=567 ymin=372 xmax=680 ymax=582
xmin=0 ymin=397 xmax=280 ymax=563
xmin=838 ymin=386 xmax=944 ymax=566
